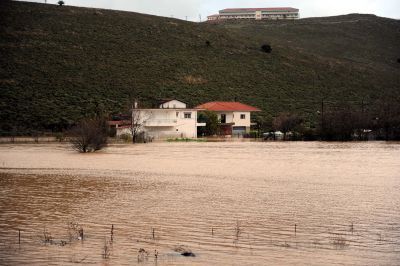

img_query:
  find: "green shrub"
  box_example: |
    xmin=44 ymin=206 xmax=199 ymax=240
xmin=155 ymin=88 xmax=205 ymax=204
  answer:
xmin=119 ymin=133 xmax=132 ymax=143
xmin=261 ymin=44 xmax=272 ymax=53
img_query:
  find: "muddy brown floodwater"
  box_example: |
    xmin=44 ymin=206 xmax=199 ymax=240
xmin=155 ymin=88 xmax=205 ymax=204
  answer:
xmin=0 ymin=142 xmax=399 ymax=265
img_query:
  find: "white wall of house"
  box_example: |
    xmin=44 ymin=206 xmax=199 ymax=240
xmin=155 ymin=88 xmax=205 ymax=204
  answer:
xmin=117 ymin=108 xmax=200 ymax=140
xmin=116 ymin=127 xmax=131 ymax=136
xmin=175 ymin=110 xmax=198 ymax=138
xmin=232 ymin=111 xmax=251 ymax=128
xmin=214 ymin=111 xmax=252 ymax=135
xmin=215 ymin=111 xmax=251 ymax=127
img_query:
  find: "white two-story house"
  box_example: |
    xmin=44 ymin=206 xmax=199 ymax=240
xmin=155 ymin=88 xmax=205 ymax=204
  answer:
xmin=111 ymin=100 xmax=206 ymax=140
xmin=195 ymin=101 xmax=261 ymax=136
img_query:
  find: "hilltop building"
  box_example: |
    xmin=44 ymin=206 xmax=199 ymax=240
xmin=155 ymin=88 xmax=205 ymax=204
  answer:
xmin=195 ymin=102 xmax=261 ymax=136
xmin=207 ymin=7 xmax=299 ymax=21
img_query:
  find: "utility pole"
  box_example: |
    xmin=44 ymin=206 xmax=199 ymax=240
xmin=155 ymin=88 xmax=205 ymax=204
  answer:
xmin=321 ymin=99 xmax=324 ymax=121
xmin=361 ymin=97 xmax=366 ymax=140
xmin=321 ymin=99 xmax=325 ymax=137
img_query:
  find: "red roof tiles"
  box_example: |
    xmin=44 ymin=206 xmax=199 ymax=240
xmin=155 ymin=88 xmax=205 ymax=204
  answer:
xmin=107 ymin=120 xmax=130 ymax=126
xmin=195 ymin=102 xmax=261 ymax=112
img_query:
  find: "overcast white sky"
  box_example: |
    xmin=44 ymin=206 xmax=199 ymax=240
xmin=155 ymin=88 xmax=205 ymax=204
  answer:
xmin=21 ymin=0 xmax=400 ymax=21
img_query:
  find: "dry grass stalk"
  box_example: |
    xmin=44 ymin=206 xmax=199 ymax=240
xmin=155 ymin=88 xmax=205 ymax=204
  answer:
xmin=67 ymin=222 xmax=83 ymax=241
xmin=42 ymin=227 xmax=53 ymax=244
xmin=102 ymin=237 xmax=112 ymax=259
xmin=137 ymin=248 xmax=149 ymax=262
xmin=235 ymin=220 xmax=241 ymax=240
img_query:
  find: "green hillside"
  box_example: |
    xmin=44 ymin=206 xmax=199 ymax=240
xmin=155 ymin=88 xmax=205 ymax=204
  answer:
xmin=0 ymin=1 xmax=399 ymax=134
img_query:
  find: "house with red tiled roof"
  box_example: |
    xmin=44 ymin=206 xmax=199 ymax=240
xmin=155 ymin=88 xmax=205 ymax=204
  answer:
xmin=195 ymin=102 xmax=261 ymax=136
xmin=208 ymin=7 xmax=299 ymax=21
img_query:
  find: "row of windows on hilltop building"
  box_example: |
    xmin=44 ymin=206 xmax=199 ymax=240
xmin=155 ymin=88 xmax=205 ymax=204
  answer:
xmin=207 ymin=7 xmax=300 ymax=21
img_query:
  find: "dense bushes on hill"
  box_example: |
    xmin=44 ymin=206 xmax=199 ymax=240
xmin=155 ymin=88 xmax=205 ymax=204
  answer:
xmin=261 ymin=44 xmax=272 ymax=53
xmin=0 ymin=1 xmax=399 ymax=136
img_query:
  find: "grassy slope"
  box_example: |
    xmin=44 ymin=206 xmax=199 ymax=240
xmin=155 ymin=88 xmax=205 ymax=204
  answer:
xmin=0 ymin=1 xmax=399 ymax=132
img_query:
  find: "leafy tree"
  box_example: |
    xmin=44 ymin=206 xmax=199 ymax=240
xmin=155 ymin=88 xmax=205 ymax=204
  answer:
xmin=253 ymin=114 xmax=273 ymax=133
xmin=58 ymin=1 xmax=64 ymax=6
xmin=198 ymin=111 xmax=219 ymax=136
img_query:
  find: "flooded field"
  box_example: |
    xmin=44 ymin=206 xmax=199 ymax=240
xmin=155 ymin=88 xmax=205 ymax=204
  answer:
xmin=0 ymin=142 xmax=399 ymax=265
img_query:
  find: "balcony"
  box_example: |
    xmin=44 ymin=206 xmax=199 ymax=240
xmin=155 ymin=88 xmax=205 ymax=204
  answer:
xmin=144 ymin=119 xmax=177 ymax=127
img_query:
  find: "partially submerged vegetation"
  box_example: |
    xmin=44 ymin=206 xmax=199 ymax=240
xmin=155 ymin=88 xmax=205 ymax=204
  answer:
xmin=263 ymin=97 xmax=400 ymax=141
xmin=166 ymin=138 xmax=206 ymax=142
xmin=69 ymin=116 xmax=108 ymax=152
xmin=13 ymin=219 xmax=374 ymax=263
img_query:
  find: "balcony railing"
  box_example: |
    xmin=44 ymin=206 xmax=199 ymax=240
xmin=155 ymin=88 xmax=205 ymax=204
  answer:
xmin=144 ymin=119 xmax=177 ymax=127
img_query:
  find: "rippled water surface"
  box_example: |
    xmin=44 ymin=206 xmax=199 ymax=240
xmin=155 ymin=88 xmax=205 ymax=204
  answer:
xmin=0 ymin=142 xmax=399 ymax=265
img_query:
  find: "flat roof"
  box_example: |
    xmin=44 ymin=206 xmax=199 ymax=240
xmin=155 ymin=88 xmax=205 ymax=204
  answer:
xmin=220 ymin=7 xmax=299 ymax=13
xmin=133 ymin=108 xmax=203 ymax=111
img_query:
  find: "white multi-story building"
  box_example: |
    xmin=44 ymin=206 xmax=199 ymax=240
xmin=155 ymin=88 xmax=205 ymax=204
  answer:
xmin=110 ymin=100 xmax=206 ymax=140
xmin=208 ymin=7 xmax=299 ymax=21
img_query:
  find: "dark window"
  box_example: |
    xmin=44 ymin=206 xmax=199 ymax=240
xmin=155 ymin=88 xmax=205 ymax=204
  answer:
xmin=240 ymin=114 xmax=246 ymax=119
xmin=220 ymin=114 xmax=226 ymax=123
xmin=184 ymin=112 xmax=192 ymax=119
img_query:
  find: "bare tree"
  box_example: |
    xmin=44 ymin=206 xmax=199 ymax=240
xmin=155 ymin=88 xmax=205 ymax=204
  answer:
xmin=70 ymin=117 xmax=108 ymax=152
xmin=129 ymin=101 xmax=151 ymax=143
xmin=273 ymin=112 xmax=303 ymax=140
